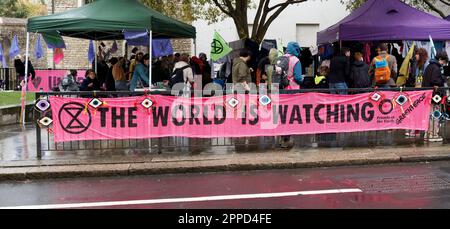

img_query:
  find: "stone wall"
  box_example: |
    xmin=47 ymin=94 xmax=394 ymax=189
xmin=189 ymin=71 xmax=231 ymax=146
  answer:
xmin=172 ymin=39 xmax=192 ymax=55
xmin=0 ymin=17 xmax=49 ymax=69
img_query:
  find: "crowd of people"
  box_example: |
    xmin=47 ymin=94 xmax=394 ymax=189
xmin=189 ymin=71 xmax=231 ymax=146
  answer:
xmin=316 ymin=43 xmax=449 ymax=94
xmin=316 ymin=43 xmax=450 ymax=142
xmin=229 ymin=41 xmax=450 ymax=144
xmin=57 ymin=45 xmax=212 ymax=94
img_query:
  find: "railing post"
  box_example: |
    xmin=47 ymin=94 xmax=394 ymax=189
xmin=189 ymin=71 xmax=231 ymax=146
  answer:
xmin=5 ymin=68 xmax=10 ymax=90
xmin=35 ymin=92 xmax=42 ymax=160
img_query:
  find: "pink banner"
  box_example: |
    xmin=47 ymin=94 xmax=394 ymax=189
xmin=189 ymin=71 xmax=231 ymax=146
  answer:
xmin=49 ymin=91 xmax=433 ymax=143
xmin=27 ymin=70 xmax=86 ymax=92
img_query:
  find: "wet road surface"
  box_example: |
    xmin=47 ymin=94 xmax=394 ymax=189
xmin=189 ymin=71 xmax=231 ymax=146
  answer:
xmin=1 ymin=161 xmax=450 ymax=209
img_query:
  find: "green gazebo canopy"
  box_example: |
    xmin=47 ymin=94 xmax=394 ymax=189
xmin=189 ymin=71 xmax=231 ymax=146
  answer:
xmin=27 ymin=0 xmax=196 ymax=40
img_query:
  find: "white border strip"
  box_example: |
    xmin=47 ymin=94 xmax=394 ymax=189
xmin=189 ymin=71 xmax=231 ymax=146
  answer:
xmin=0 ymin=188 xmax=362 ymax=209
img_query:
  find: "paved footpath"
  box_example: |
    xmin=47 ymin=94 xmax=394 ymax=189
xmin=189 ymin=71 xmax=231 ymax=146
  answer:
xmin=1 ymin=124 xmax=450 ymax=180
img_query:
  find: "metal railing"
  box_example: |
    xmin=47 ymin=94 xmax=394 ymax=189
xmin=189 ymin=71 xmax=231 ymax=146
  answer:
xmin=34 ymin=88 xmax=450 ymax=159
xmin=0 ymin=68 xmax=16 ymax=90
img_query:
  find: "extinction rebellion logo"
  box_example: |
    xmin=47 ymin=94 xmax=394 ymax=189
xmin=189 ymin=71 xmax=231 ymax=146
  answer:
xmin=59 ymin=102 xmax=92 ymax=134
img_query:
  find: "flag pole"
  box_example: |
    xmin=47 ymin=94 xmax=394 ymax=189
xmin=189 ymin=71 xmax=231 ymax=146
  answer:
xmin=149 ymin=30 xmax=152 ymax=90
xmin=22 ymin=32 xmax=30 ymax=127
xmin=94 ymin=40 xmax=98 ymax=74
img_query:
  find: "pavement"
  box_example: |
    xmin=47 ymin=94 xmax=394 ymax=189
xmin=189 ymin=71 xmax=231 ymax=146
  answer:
xmin=1 ymin=161 xmax=450 ymax=209
xmin=1 ymin=124 xmax=450 ymax=181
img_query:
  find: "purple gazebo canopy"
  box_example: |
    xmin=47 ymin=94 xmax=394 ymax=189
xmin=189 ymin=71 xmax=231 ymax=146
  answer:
xmin=317 ymin=0 xmax=450 ymax=44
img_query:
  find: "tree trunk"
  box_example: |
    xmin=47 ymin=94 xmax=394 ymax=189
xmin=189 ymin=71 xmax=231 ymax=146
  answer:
xmin=232 ymin=12 xmax=250 ymax=40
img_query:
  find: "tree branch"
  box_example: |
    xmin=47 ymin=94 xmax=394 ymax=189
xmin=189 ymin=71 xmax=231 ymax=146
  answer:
xmin=212 ymin=0 xmax=232 ymax=16
xmin=268 ymin=0 xmax=307 ymax=12
xmin=213 ymin=0 xmax=232 ymax=17
xmin=423 ymin=0 xmax=446 ymax=18
xmin=256 ymin=0 xmax=271 ymax=36
xmin=223 ymin=0 xmax=236 ymax=14
xmin=251 ymin=0 xmax=266 ymax=38
xmin=439 ymin=0 xmax=450 ymax=7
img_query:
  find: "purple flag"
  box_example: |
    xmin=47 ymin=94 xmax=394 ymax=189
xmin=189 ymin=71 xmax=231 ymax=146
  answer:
xmin=0 ymin=42 xmax=7 ymax=67
xmin=124 ymin=30 xmax=149 ymax=47
xmin=152 ymin=39 xmax=173 ymax=58
xmin=35 ymin=35 xmax=44 ymax=59
xmin=9 ymin=35 xmax=20 ymax=58
xmin=88 ymin=40 xmax=95 ymax=63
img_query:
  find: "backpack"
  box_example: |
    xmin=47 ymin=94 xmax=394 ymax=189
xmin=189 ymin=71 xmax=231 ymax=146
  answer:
xmin=272 ymin=56 xmax=290 ymax=89
xmin=169 ymin=65 xmax=191 ymax=88
xmin=59 ymin=75 xmax=79 ymax=92
xmin=374 ymin=55 xmax=391 ymax=84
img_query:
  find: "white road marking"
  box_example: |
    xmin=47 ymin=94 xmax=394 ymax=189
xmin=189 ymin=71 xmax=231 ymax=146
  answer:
xmin=0 ymin=188 xmax=362 ymax=209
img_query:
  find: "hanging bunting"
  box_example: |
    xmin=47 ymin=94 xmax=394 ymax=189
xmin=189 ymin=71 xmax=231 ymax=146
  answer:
xmin=9 ymin=34 xmax=20 ymax=58
xmin=0 ymin=42 xmax=7 ymax=67
xmin=35 ymin=35 xmax=44 ymax=59
xmin=88 ymin=40 xmax=95 ymax=63
xmin=53 ymin=48 xmax=64 ymax=64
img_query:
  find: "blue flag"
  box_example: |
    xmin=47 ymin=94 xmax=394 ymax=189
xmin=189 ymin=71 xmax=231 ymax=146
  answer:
xmin=124 ymin=31 xmax=149 ymax=46
xmin=88 ymin=40 xmax=95 ymax=63
xmin=35 ymin=35 xmax=44 ymax=59
xmin=123 ymin=31 xmax=173 ymax=57
xmin=9 ymin=35 xmax=20 ymax=58
xmin=0 ymin=42 xmax=7 ymax=67
xmin=152 ymin=39 xmax=173 ymax=58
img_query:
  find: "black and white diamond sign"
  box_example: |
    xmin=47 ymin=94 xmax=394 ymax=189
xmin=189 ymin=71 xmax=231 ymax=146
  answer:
xmin=432 ymin=94 xmax=442 ymax=104
xmin=371 ymin=92 xmax=382 ymax=102
xmin=259 ymin=95 xmax=272 ymax=106
xmin=141 ymin=98 xmax=154 ymax=109
xmin=227 ymin=98 xmax=240 ymax=108
xmin=89 ymin=98 xmax=103 ymax=109
xmin=432 ymin=110 xmax=442 ymax=119
xmin=35 ymin=99 xmax=50 ymax=112
xmin=395 ymin=95 xmax=408 ymax=106
xmin=39 ymin=117 xmax=53 ymax=126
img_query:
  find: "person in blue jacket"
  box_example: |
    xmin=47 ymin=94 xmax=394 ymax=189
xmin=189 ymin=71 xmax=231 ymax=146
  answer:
xmin=130 ymin=54 xmax=150 ymax=91
xmin=283 ymin=42 xmax=304 ymax=89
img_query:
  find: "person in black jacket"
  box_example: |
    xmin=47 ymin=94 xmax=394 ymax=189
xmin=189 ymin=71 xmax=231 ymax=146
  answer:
xmin=328 ymin=47 xmax=350 ymax=94
xmin=80 ymin=69 xmax=102 ymax=92
xmin=423 ymin=51 xmax=448 ymax=142
xmin=13 ymin=55 xmax=35 ymax=90
xmin=422 ymin=51 xmax=448 ymax=88
xmin=105 ymin=58 xmax=117 ymax=92
xmin=350 ymin=52 xmax=371 ymax=89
